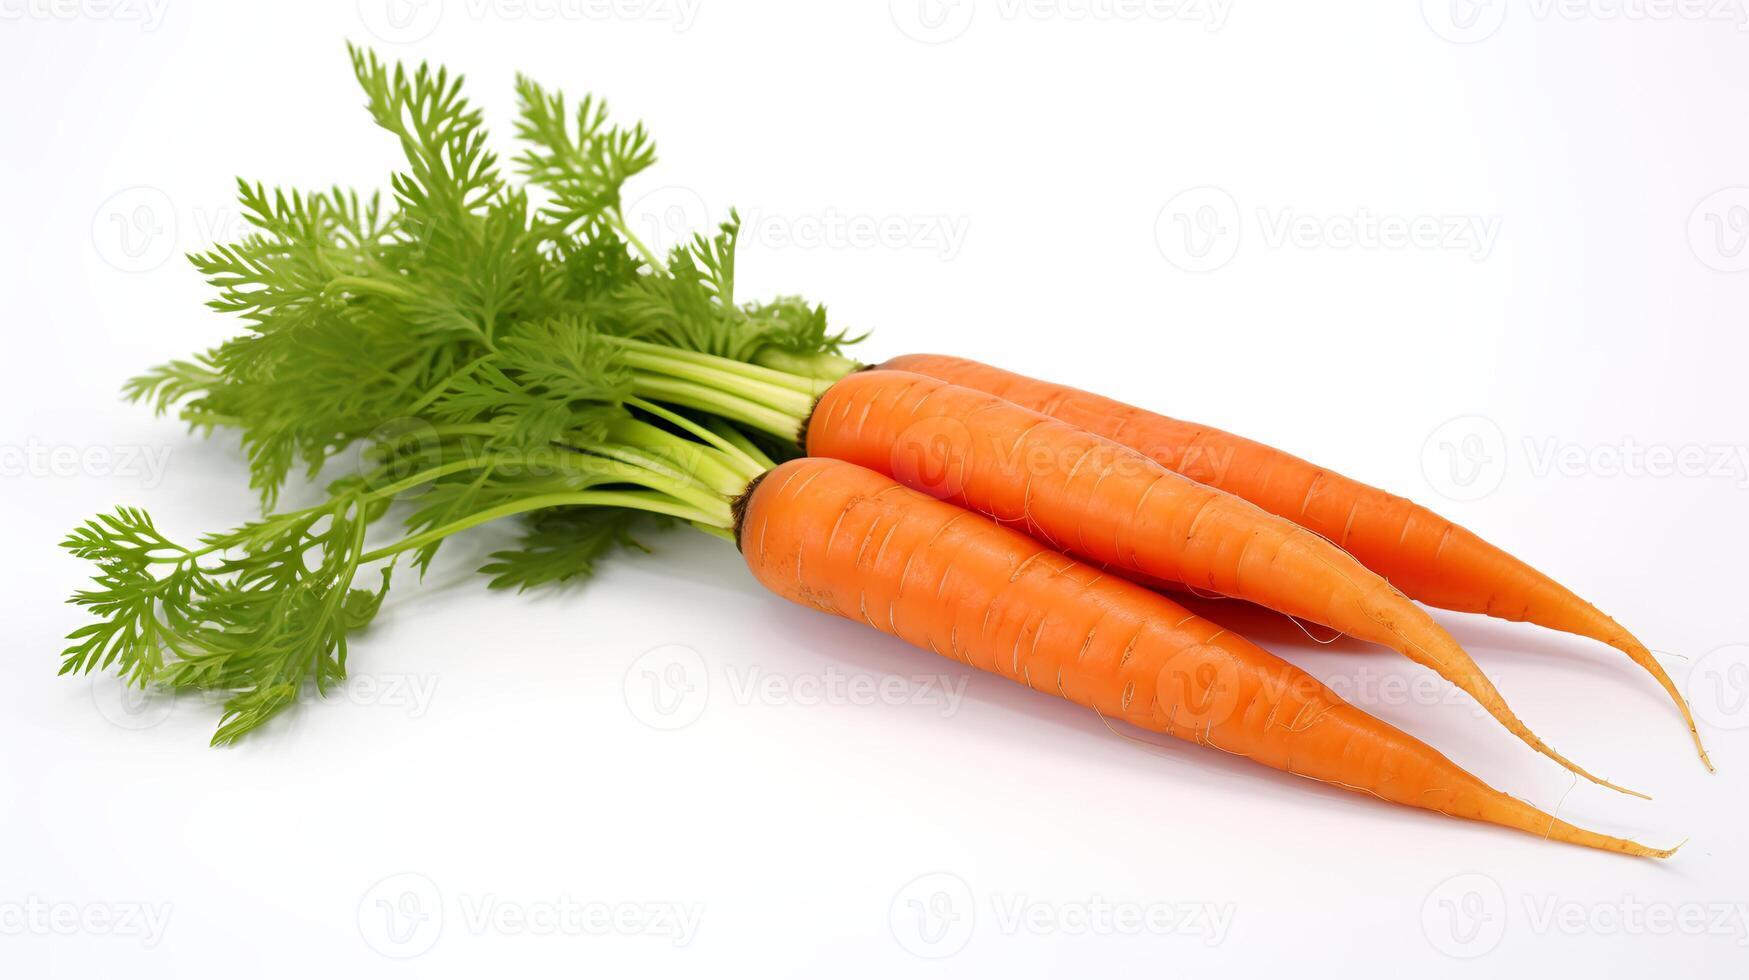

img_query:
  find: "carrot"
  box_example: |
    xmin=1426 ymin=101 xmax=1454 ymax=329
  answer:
xmin=741 ymin=457 xmax=1673 ymax=857
xmin=64 ymin=48 xmax=1682 ymax=856
xmin=881 ymin=353 xmax=1709 ymax=770
xmin=804 ymin=368 xmax=1641 ymax=796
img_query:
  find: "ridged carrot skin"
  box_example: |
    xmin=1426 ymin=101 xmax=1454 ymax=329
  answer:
xmin=740 ymin=457 xmax=1671 ymax=857
xmin=881 ymin=352 xmax=1708 ymax=769
xmin=806 ymin=369 xmax=1637 ymax=795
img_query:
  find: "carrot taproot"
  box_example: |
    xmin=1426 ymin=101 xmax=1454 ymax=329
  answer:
xmin=881 ymin=352 xmax=1709 ymax=770
xmin=741 ymin=456 xmax=1672 ymax=857
xmin=805 ymin=369 xmax=1641 ymax=796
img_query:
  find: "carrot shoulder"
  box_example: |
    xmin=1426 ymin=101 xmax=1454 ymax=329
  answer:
xmin=806 ymin=369 xmax=1640 ymax=796
xmin=740 ymin=457 xmax=1672 ymax=857
xmin=881 ymin=352 xmax=1708 ymax=770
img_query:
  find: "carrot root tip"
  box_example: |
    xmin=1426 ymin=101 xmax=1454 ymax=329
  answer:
xmin=1645 ymin=837 xmax=1688 ymax=860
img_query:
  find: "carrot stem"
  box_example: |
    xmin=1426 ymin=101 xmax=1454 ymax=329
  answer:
xmin=629 ymin=373 xmax=803 ymax=440
xmin=625 ymin=397 xmax=766 ymax=480
xmin=703 ymin=416 xmax=776 ymax=470
xmin=360 ymin=489 xmax=730 ymax=565
xmin=612 ymin=337 xmax=834 ymax=396
xmin=623 ymin=350 xmax=816 ymax=416
xmin=751 ymin=348 xmax=860 ymax=382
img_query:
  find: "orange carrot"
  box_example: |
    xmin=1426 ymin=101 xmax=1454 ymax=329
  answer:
xmin=806 ymin=369 xmax=1640 ymax=795
xmin=882 ymin=352 xmax=1708 ymax=769
xmin=741 ymin=457 xmax=1672 ymax=856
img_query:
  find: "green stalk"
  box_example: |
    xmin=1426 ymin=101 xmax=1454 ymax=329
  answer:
xmin=614 ymin=346 xmax=861 ymax=448
xmin=691 ymin=522 xmax=737 ymax=543
xmin=584 ymin=445 xmax=732 ymax=515
xmin=622 ymin=349 xmax=816 ymax=416
xmin=752 ymin=348 xmax=861 ymax=382
xmin=406 ymin=354 xmax=495 ymax=416
xmin=609 ymin=210 xmax=666 ymax=273
xmin=625 ymin=397 xmax=764 ymax=480
xmin=703 ymin=417 xmax=777 ymax=470
xmin=630 ymin=374 xmax=804 ymax=441
xmin=605 ymin=417 xmax=749 ymax=494
xmin=611 ymin=337 xmax=836 ymax=396
xmin=359 ymin=445 xmax=611 ymax=500
xmin=355 ymin=444 xmax=733 ymax=526
xmin=360 ymin=490 xmax=731 ymax=565
xmin=544 ymin=445 xmax=743 ymax=513
xmin=361 ymin=455 xmax=504 ymax=500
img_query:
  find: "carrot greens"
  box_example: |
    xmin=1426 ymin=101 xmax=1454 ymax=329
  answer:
xmin=63 ymin=45 xmax=849 ymax=743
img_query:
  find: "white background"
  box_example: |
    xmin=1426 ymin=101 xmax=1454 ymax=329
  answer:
xmin=3 ymin=1 xmax=1748 ymax=976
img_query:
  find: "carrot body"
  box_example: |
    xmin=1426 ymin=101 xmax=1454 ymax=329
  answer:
xmin=741 ymin=457 xmax=1670 ymax=856
xmin=881 ymin=352 xmax=1707 ymax=768
xmin=806 ymin=369 xmax=1636 ymax=794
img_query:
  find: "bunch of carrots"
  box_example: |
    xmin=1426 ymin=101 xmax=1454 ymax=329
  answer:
xmin=63 ymin=47 xmax=1705 ymax=857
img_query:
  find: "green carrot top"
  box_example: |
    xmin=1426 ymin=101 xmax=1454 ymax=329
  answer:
xmin=63 ymin=44 xmax=857 ymax=744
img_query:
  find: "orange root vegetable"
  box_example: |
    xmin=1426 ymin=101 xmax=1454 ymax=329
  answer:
xmin=806 ymin=369 xmax=1641 ymax=796
xmin=881 ymin=352 xmax=1708 ymax=770
xmin=740 ymin=457 xmax=1673 ymax=857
